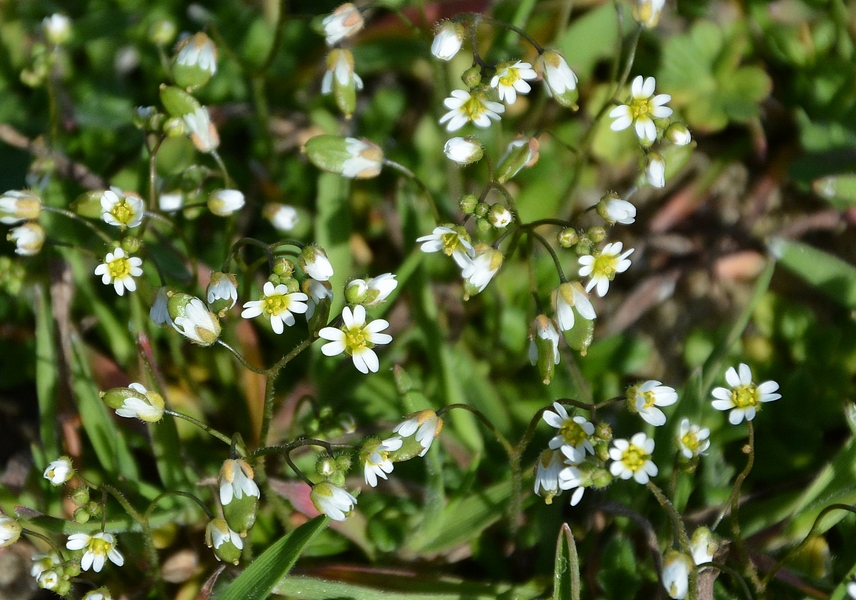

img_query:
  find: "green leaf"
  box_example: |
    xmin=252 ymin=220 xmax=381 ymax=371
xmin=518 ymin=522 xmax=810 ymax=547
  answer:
xmin=553 ymin=524 xmax=580 ymax=600
xmin=772 ymin=238 xmax=856 ymax=309
xmin=814 ymin=174 xmax=856 ymax=208
xmin=216 ymin=516 xmax=328 ymax=600
xmin=272 ymin=574 xmax=542 ymax=599
xmin=34 ymin=284 xmax=59 ymax=461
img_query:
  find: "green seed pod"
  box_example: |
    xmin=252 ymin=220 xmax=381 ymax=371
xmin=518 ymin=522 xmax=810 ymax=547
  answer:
xmin=159 ymin=84 xmax=201 ymax=118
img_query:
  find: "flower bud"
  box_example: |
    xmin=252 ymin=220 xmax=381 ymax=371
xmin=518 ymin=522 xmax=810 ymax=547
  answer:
xmin=73 ymin=507 xmax=91 ymax=523
xmin=70 ymin=190 xmax=103 ymax=219
xmin=431 ymin=21 xmax=464 ymax=61
xmin=662 ymin=552 xmax=692 ymax=599
xmin=167 ymin=293 xmax=221 ymax=346
xmin=459 ymin=194 xmax=478 ymax=214
xmin=299 ymin=245 xmax=334 ymax=281
xmin=83 ymin=587 xmax=113 ymax=600
xmin=0 ymin=190 xmax=41 ymax=224
xmin=529 ymin=315 xmax=561 ymax=385
xmin=667 ymin=123 xmax=692 ymax=146
xmin=535 ymin=49 xmax=579 ymax=109
xmin=70 ymin=486 xmax=90 ymax=506
xmin=321 ymin=49 xmax=363 ymax=118
xmin=443 ymin=137 xmax=483 ymax=165
xmin=646 ymin=152 xmax=666 ymax=188
xmin=304 ymin=278 xmax=333 ymax=335
xmin=207 ymin=272 xmax=238 ymax=316
xmin=461 ymin=66 xmax=482 ymax=88
xmin=462 ymin=245 xmax=503 ymax=300
xmin=44 ymin=457 xmax=73 ymax=485
xmin=304 ymin=135 xmax=383 ymax=179
xmin=172 ymin=32 xmax=217 ymax=89
xmin=223 ymin=489 xmax=258 ymax=538
xmin=149 ymin=19 xmax=177 ymax=46
xmin=183 ymin=106 xmax=220 ymax=153
xmin=0 ymin=515 xmax=21 ymax=547
xmin=335 ymin=453 xmax=352 ymax=473
xmin=100 ymin=383 xmax=165 ymax=422
xmin=150 ymin=287 xmax=173 ymax=327
xmin=633 ymin=0 xmax=666 ymax=29
xmin=43 ymin=14 xmax=72 ymax=45
xmin=316 ymin=455 xmax=338 ymax=478
xmin=320 ymin=3 xmax=364 ymax=46
xmin=8 ymin=222 xmax=45 ymax=256
xmin=208 ymin=189 xmax=244 ymax=217
xmin=264 ymin=203 xmax=299 ymax=231
xmin=557 ymin=227 xmax=578 ymax=248
xmin=162 ymin=117 xmax=186 ymax=137
xmin=691 ymin=526 xmax=717 ymax=567
xmin=587 ymin=226 xmax=607 ymax=243
xmin=205 ymin=518 xmax=243 ymax=565
xmin=495 ymin=137 xmax=539 ymax=184
xmin=597 ymin=192 xmax=636 ymax=225
xmin=344 ymin=278 xmax=369 ymax=304
xmin=38 ymin=570 xmax=61 ymax=591
xmin=488 ymin=204 xmax=513 ymax=229
xmin=310 ymin=481 xmax=357 ymax=521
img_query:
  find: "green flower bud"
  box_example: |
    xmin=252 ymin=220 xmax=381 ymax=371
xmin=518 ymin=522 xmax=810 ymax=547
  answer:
xmin=575 ymin=238 xmax=593 ymax=256
xmin=205 ymin=518 xmax=243 ymax=565
xmin=316 ymin=455 xmax=337 ymax=478
xmin=159 ymin=84 xmax=201 ymax=118
xmin=474 ymin=202 xmax=489 ymax=218
xmin=162 ymin=117 xmax=186 ymax=137
xmin=666 ymin=123 xmax=692 ymax=146
xmin=459 ymin=194 xmax=479 ymax=214
xmin=172 ymin=32 xmax=217 ymax=90
xmin=591 ymin=467 xmax=612 ymax=489
xmin=495 ymin=137 xmax=540 ymax=184
xmin=223 ymin=492 xmax=258 ymax=538
xmin=303 ymin=135 xmax=383 ymax=179
xmin=557 ymin=228 xmax=578 ymax=248
xmin=121 ymin=236 xmax=141 ymax=254
xmin=334 ymin=453 xmax=352 ymax=473
xmin=587 ymin=226 xmax=606 ymax=243
xmin=167 ymin=293 xmax=221 ymax=346
xmin=322 ymin=49 xmax=361 ymax=118
xmin=530 ymin=315 xmax=560 ymax=385
xmin=461 ymin=66 xmax=482 ymax=88
xmin=149 ymin=19 xmax=177 ymax=46
xmin=206 ymin=272 xmax=238 ymax=316
xmin=71 ymin=190 xmax=105 ymax=219
xmin=70 ymin=486 xmax=90 ymax=506
xmin=273 ymin=257 xmax=295 ymax=277
xmin=476 ymin=217 xmax=491 ymax=233
xmin=73 ymin=507 xmax=90 ymax=524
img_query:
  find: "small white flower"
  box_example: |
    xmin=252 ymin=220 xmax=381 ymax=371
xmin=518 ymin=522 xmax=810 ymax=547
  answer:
xmin=538 ymin=49 xmax=578 ymax=99
xmin=158 ymin=191 xmax=183 ymax=212
xmin=300 ymin=246 xmax=334 ymax=281
xmin=542 ymin=402 xmax=595 ymax=461
xmin=677 ymin=419 xmax=710 ymax=459
xmin=101 ymin=188 xmax=144 ymax=229
xmin=662 ymin=552 xmax=692 ymax=599
xmin=311 ymin=481 xmax=357 ymax=521
xmin=609 ymin=76 xmax=673 ymax=144
xmin=218 ymin=458 xmax=260 ymax=506
xmin=667 ymin=123 xmax=692 ymax=146
xmin=598 ymin=195 xmax=636 ymax=225
xmin=208 ymin=189 xmax=245 ymax=217
xmin=609 ymin=432 xmax=658 ymax=484
xmin=66 ymin=532 xmax=124 ymax=572
xmin=528 ymin=315 xmax=560 ymax=367
xmin=690 ymin=527 xmax=717 ymax=567
xmin=150 ymin=288 xmax=172 ymax=326
xmin=439 ymin=89 xmax=505 ymax=132
xmin=304 ymin=278 xmax=333 ymax=319
xmin=444 ymin=137 xmax=483 ymax=165
xmin=578 ymin=242 xmax=634 ymax=297
xmin=241 ymin=281 xmax=309 ymax=334
xmin=633 ymin=0 xmax=667 ymax=28
xmin=175 ymin=32 xmax=217 ymax=76
xmin=0 ymin=515 xmax=21 ymax=547
xmin=393 ymin=409 xmax=443 ymax=457
xmin=0 ymin=190 xmax=41 ymax=224
xmin=321 ymin=48 xmax=363 ymax=96
xmin=361 ymin=436 xmax=403 ymax=487
xmin=646 ymin=153 xmax=666 ymax=188
xmin=207 ymin=272 xmax=238 ymax=313
xmin=628 ymin=380 xmax=678 ymax=426
xmin=94 ymin=247 xmax=143 ymax=296
xmin=533 ymin=449 xmax=563 ymax=504
xmin=348 ymin=272 xmax=397 ymax=308
xmin=490 ymin=60 xmax=538 ymax=105
xmin=115 ymin=383 xmax=165 ymax=422
xmin=31 ymin=551 xmax=61 ymax=580
xmin=264 ymin=203 xmax=299 ymax=231
xmin=38 ymin=571 xmax=60 ymax=590
xmin=557 ymin=461 xmax=587 ymax=506
xmin=341 ymin=138 xmax=383 ymax=179
xmin=488 ymin=204 xmax=513 ymax=228
xmin=416 ymin=225 xmax=474 ymax=268
xmin=847 ymin=580 xmax=856 ymax=600
xmin=171 ymin=296 xmax=221 ymax=345
xmin=183 ymin=106 xmax=219 ymax=153
xmin=711 ymin=363 xmax=781 ymax=425
xmin=8 ymin=222 xmax=45 ymax=256
xmin=318 ymin=305 xmax=392 ymax=374
xmin=461 ymin=245 xmax=503 ymax=299
xmin=43 ymin=14 xmax=71 ymax=45
xmin=552 ymin=282 xmax=596 ymax=332
xmin=44 ymin=457 xmax=73 ymax=485
xmin=431 ymin=21 xmax=464 ymax=61
xmin=321 ymin=3 xmax=364 ymax=46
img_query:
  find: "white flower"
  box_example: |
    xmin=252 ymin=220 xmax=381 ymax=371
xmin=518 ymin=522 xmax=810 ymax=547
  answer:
xmin=690 ymin=527 xmax=717 ymax=567
xmin=416 ymin=225 xmax=474 ymax=268
xmin=183 ymin=106 xmax=219 ymax=153
xmin=150 ymin=288 xmax=172 ymax=326
xmin=31 ymin=551 xmax=61 ymax=580
xmin=711 ymin=363 xmax=781 ymax=424
xmin=431 ymin=21 xmax=463 ymax=61
xmin=598 ymin=195 xmax=636 ymax=225
xmin=100 ymin=188 xmax=144 ymax=228
xmin=542 ymin=402 xmax=595 ymax=461
xmin=609 ymin=432 xmax=658 ymax=484
xmin=439 ymin=89 xmax=505 ymax=132
xmin=206 ymin=272 xmax=238 ymax=313
xmin=0 ymin=515 xmax=21 ymax=547
xmin=115 ymin=383 xmax=165 ymax=422
xmin=321 ymin=3 xmax=364 ymax=46
xmin=241 ymin=281 xmax=309 ymax=334
xmin=94 ymin=247 xmax=143 ymax=296
xmin=348 ymin=273 xmax=397 ymax=308
xmin=44 ymin=457 xmax=73 ymax=485
xmin=311 ymin=481 xmax=357 ymax=521
xmin=667 ymin=123 xmax=692 ymax=146
xmin=66 ymin=532 xmax=124 ymax=572
xmin=557 ymin=461 xmax=587 ymax=506
xmin=361 ymin=437 xmax=403 ymax=487
xmin=83 ymin=590 xmax=113 ymax=600
xmin=490 ymin=60 xmax=537 ymax=105
xmin=444 ymin=137 xmax=483 ymax=165
xmin=38 ymin=571 xmax=60 ymax=590
xmin=171 ymin=296 xmax=221 ymax=345
xmin=158 ymin=191 xmax=183 ymax=212
xmin=578 ymin=241 xmax=634 ymax=297
xmin=342 ymin=137 xmax=383 ymax=179
xmin=318 ymin=305 xmax=392 ymax=374
xmin=8 ymin=222 xmax=45 ymax=256
xmin=646 ymin=153 xmax=666 ymax=188
xmin=300 ymin=246 xmax=334 ymax=281
xmin=528 ymin=315 xmax=560 ymax=368
xmin=218 ymin=459 xmax=260 ymax=506
xmin=393 ymin=409 xmax=443 ymax=457
xmin=847 ymin=580 xmax=856 ymax=600
xmin=628 ymin=380 xmax=678 ymax=426
xmin=552 ymin=282 xmax=596 ymax=332
xmin=205 ymin=518 xmax=243 ymax=563
xmin=662 ymin=552 xmax=692 ymax=599
xmin=538 ymin=49 xmax=578 ymax=98
xmin=533 ymin=449 xmax=563 ymax=504
xmin=43 ymin=14 xmax=71 ymax=45
xmin=461 ymin=245 xmax=503 ymax=299
xmin=609 ymin=76 xmax=673 ymax=144
xmin=175 ymin=32 xmax=217 ymax=75
xmin=208 ymin=189 xmax=245 ymax=216
xmin=321 ymin=48 xmax=363 ymax=96
xmin=304 ymin=278 xmax=333 ymax=319
xmin=633 ymin=0 xmax=667 ymax=28
xmin=264 ymin=203 xmax=299 ymax=231
xmin=0 ymin=190 xmax=41 ymax=224
xmin=677 ymin=419 xmax=710 ymax=459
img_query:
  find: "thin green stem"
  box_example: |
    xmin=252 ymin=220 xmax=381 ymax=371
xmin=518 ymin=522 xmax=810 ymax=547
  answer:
xmin=41 ymin=205 xmax=113 ymax=245
xmin=163 ymin=409 xmax=236 ymax=448
xmin=21 ymin=528 xmax=65 ymax=560
xmin=222 ymin=237 xmax=274 ymax=273
xmin=145 ymin=490 xmax=213 ymax=524
xmin=647 ymin=481 xmax=691 ymax=554
xmin=529 ymin=230 xmax=567 ymax=283
xmin=258 ymin=373 xmax=277 ymax=450
xmin=211 ymin=150 xmax=233 ymax=189
xmin=704 ymin=561 xmax=754 ymax=600
xmin=383 ymin=158 xmax=442 ymax=223
xmin=216 ymin=340 xmax=267 ymax=375
xmin=271 ymin=335 xmax=316 ymax=373
xmin=437 ymin=404 xmax=513 ymax=456
xmin=479 ymin=15 xmax=545 ymax=54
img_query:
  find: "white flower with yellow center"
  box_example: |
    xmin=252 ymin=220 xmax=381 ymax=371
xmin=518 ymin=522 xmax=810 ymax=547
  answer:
xmin=318 ymin=305 xmax=392 ymax=373
xmin=627 ymin=380 xmax=678 ymax=426
xmin=311 ymin=481 xmax=357 ymax=521
xmin=393 ymin=409 xmax=443 ymax=456
xmin=609 ymin=432 xmax=658 ymax=484
xmin=461 ymin=245 xmax=503 ymax=298
xmin=101 ymin=188 xmax=144 ymax=229
xmin=711 ymin=363 xmax=780 ymax=424
xmin=241 ymin=282 xmax=309 ymax=334
xmin=66 ymin=532 xmax=124 ymax=572
xmin=609 ymin=76 xmax=673 ymax=144
xmin=44 ymin=457 xmax=73 ymax=485
xmin=677 ymin=419 xmax=710 ymax=459
xmin=321 ymin=48 xmax=363 ymax=96
xmin=552 ymin=282 xmax=596 ymax=331
xmin=578 ymin=242 xmax=634 ymax=297
xmin=416 ymin=225 xmax=474 ymax=268
xmin=361 ymin=436 xmax=403 ymax=487
xmin=533 ymin=449 xmax=563 ymax=504
xmin=321 ymin=3 xmax=364 ymax=47
xmin=490 ymin=61 xmax=537 ymax=105
xmin=218 ymin=459 xmax=260 ymax=506
xmin=542 ymin=402 xmax=595 ymax=461
xmin=439 ymin=89 xmax=505 ymax=132
xmin=537 ymin=49 xmax=578 ymax=100
xmin=94 ymin=248 xmax=143 ymax=296
xmin=31 ymin=551 xmax=61 ymax=580
xmin=115 ymin=383 xmax=165 ymax=422
xmin=557 ymin=460 xmax=587 ymax=506
xmin=8 ymin=222 xmax=45 ymax=256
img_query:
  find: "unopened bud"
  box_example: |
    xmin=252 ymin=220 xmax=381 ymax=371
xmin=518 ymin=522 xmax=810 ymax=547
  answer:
xmin=461 ymin=66 xmax=482 ymax=88
xmin=558 ymin=228 xmax=578 ymax=248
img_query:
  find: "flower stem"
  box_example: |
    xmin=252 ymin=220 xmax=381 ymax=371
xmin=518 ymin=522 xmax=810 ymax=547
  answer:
xmin=41 ymin=205 xmax=113 ymax=245
xmin=21 ymin=528 xmax=65 ymax=560
xmin=216 ymin=339 xmax=267 ymax=374
xmin=163 ymin=409 xmax=236 ymax=448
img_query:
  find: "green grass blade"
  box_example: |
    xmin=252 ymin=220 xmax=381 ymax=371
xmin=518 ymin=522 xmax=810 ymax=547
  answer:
xmin=34 ymin=283 xmax=59 ymax=460
xmin=553 ymin=524 xmax=580 ymax=600
xmin=272 ymin=574 xmax=542 ymax=599
xmin=772 ymin=237 xmax=856 ymax=308
xmin=216 ymin=516 xmax=328 ymax=600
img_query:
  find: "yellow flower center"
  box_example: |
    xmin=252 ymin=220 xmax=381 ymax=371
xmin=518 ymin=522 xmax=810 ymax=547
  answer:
xmin=462 ymin=95 xmax=488 ymax=119
xmin=441 ymin=232 xmax=464 ymax=256
xmin=89 ymin=537 xmax=111 ymax=557
xmin=110 ymin=200 xmax=133 ymax=225
xmin=263 ymin=293 xmax=291 ymax=316
xmin=681 ymin=432 xmax=700 ymax=453
xmin=107 ymin=257 xmax=131 ymax=279
xmin=592 ymin=253 xmax=619 ymax=279
xmin=629 ymin=97 xmax=654 ymax=120
xmin=640 ymin=390 xmax=657 ymax=409
xmin=559 ymin=420 xmax=588 ymax=447
xmin=731 ymin=384 xmax=760 ymax=409
xmin=344 ymin=324 xmax=372 ymax=355
xmin=498 ymin=69 xmax=519 ymax=87
xmin=621 ymin=443 xmax=649 ymax=472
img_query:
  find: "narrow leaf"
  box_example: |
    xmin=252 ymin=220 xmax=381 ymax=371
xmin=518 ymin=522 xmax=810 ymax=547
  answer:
xmin=772 ymin=237 xmax=856 ymax=309
xmin=553 ymin=524 xmax=580 ymax=600
xmin=34 ymin=283 xmax=59 ymax=460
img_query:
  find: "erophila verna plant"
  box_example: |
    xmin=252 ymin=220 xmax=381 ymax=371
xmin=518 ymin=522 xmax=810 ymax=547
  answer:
xmin=2 ymin=0 xmax=856 ymax=599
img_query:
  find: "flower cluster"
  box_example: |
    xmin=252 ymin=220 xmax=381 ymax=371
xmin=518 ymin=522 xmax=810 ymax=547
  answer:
xmin=1 ymin=190 xmax=44 ymax=256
